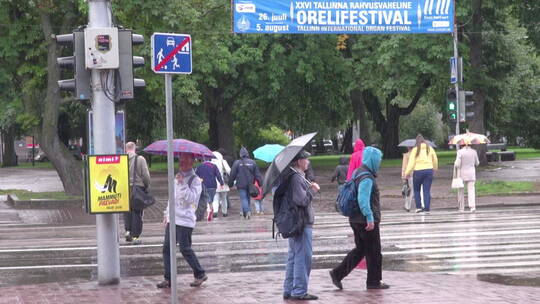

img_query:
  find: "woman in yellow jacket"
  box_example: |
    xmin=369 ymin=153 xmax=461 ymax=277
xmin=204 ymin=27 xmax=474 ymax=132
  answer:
xmin=404 ymin=135 xmax=438 ymax=214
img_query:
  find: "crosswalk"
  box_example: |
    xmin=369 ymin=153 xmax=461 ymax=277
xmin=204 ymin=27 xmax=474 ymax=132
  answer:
xmin=313 ymin=205 xmax=540 ymax=276
xmin=1 ymin=203 xmax=540 ymax=286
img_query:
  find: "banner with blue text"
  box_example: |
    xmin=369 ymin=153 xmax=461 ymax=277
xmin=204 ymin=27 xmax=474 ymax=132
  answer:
xmin=233 ymin=0 xmax=453 ymax=34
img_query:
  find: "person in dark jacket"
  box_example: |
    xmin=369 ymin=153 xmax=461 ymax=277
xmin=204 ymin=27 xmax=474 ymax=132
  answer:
xmin=281 ymin=150 xmax=320 ymax=301
xmin=329 ymin=146 xmax=390 ymax=290
xmin=331 ymin=156 xmax=349 ymax=186
xmin=228 ymin=147 xmax=262 ymax=219
xmin=195 ymin=161 xmax=224 ymax=221
xmin=125 ymin=142 xmax=151 ymax=245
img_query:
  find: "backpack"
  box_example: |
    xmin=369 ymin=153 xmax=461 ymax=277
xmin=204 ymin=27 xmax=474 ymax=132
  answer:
xmin=188 ymin=175 xmax=210 ymax=222
xmin=335 ymin=171 xmax=372 ymax=217
xmin=272 ymin=172 xmax=306 ymax=239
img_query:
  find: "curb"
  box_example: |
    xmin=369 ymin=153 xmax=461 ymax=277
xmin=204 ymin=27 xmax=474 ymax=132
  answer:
xmin=6 ymin=194 xmax=83 ymax=209
xmin=381 ymin=191 xmax=540 ymax=199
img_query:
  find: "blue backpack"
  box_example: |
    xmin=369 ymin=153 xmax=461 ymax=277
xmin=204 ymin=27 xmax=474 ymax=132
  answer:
xmin=336 ymin=171 xmax=372 ymax=217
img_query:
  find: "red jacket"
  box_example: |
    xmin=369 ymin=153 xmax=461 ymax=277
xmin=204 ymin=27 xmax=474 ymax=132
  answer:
xmin=346 ymin=139 xmax=365 ymax=180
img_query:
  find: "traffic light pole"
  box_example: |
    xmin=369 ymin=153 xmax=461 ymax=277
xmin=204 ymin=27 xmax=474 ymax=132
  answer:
xmin=88 ymin=0 xmax=120 ymax=285
xmin=453 ymin=20 xmax=460 ymax=136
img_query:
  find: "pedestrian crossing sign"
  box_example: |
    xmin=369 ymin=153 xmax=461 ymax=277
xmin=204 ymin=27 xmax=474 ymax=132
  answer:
xmin=151 ymin=33 xmax=192 ymax=74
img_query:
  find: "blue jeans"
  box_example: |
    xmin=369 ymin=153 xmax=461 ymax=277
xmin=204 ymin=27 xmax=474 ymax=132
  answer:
xmin=206 ymin=188 xmax=216 ymax=209
xmin=254 ymin=199 xmax=263 ymax=213
xmin=238 ymin=188 xmax=251 ymax=215
xmin=162 ymin=224 xmax=205 ymax=280
xmin=283 ymin=226 xmax=313 ymax=297
xmin=413 ymin=169 xmax=433 ymax=211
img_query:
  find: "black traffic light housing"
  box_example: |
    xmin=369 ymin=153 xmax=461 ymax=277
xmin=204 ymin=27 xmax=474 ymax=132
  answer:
xmin=446 ymin=88 xmax=457 ymax=123
xmin=459 ymin=90 xmax=474 ymax=122
xmin=118 ymin=29 xmax=145 ymax=100
xmin=56 ymin=31 xmax=91 ymax=100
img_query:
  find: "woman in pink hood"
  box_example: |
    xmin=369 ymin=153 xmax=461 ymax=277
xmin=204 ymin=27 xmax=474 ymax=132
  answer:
xmin=346 ymin=139 xmax=366 ymax=180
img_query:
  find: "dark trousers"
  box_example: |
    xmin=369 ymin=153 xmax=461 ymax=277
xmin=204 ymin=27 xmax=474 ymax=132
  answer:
xmin=162 ymin=224 xmax=205 ymax=280
xmin=332 ymin=222 xmax=382 ymax=286
xmin=123 ymin=210 xmax=143 ymax=238
xmin=413 ymin=169 xmax=433 ymax=211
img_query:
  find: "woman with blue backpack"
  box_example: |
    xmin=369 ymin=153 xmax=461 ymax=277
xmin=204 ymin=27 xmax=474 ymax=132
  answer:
xmin=329 ymin=146 xmax=390 ymax=290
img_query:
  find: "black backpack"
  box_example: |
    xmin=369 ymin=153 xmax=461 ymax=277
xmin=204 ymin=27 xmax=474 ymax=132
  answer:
xmin=272 ymin=172 xmax=306 ymax=239
xmin=188 ymin=175 xmax=210 ymax=222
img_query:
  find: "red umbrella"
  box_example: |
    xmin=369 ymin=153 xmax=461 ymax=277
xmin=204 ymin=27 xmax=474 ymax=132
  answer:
xmin=143 ymin=139 xmax=214 ymax=159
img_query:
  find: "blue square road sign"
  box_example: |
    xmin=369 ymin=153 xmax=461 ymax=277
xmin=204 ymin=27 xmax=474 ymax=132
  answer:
xmin=151 ymin=33 xmax=192 ymax=74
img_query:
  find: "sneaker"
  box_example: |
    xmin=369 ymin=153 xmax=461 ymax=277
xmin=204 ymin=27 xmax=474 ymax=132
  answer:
xmin=156 ymin=280 xmax=171 ymax=288
xmin=367 ymin=281 xmax=390 ymax=289
xmin=125 ymin=232 xmax=133 ymax=242
xmin=403 ymin=207 xmax=410 ymax=212
xmin=423 ymin=210 xmax=430 ymax=214
xmin=470 ymin=208 xmax=476 ymax=213
xmin=245 ymin=212 xmax=252 ymax=220
xmin=190 ymin=275 xmax=208 ymax=287
xmin=290 ymin=294 xmax=318 ymax=300
xmin=131 ymin=237 xmax=141 ymax=245
xmin=222 ymin=213 xmax=228 ymax=217
xmin=329 ymin=270 xmax=343 ymax=290
xmin=415 ymin=208 xmax=423 ymax=213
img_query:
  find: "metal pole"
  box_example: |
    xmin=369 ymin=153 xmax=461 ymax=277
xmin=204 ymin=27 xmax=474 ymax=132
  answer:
xmin=88 ymin=0 xmax=120 ymax=285
xmin=165 ymin=74 xmax=178 ymax=304
xmin=453 ymin=10 xmax=460 ymax=136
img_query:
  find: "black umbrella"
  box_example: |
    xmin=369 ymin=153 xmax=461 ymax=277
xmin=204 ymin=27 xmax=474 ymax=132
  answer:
xmin=262 ymin=132 xmax=317 ymax=195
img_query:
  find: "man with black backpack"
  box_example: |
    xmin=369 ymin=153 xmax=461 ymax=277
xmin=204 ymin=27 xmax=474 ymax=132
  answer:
xmin=329 ymin=146 xmax=390 ymax=290
xmin=275 ymin=150 xmax=320 ymax=301
xmin=157 ymin=152 xmax=207 ymax=289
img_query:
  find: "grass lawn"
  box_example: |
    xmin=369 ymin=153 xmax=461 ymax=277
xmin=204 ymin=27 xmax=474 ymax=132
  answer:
xmin=10 ymin=147 xmax=540 ymax=173
xmin=0 ymin=189 xmax=81 ymax=200
xmin=456 ymin=180 xmax=536 ymax=196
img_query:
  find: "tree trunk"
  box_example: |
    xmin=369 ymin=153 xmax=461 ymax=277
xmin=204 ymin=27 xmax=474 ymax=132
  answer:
xmin=39 ymin=9 xmax=83 ymax=196
xmin=1 ymin=127 xmax=18 ymax=167
xmin=207 ymin=90 xmax=234 ymax=157
xmin=341 ymin=125 xmax=353 ymax=154
xmin=350 ymin=89 xmax=372 ymax=145
xmin=469 ymin=0 xmax=487 ymax=165
xmin=382 ymin=104 xmax=401 ymax=159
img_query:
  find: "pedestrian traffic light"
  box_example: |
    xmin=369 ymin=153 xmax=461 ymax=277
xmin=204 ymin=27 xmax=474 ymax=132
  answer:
xmin=55 ymin=30 xmax=91 ymax=100
xmin=446 ymin=89 xmax=457 ymax=123
xmin=118 ymin=29 xmax=145 ymax=100
xmin=459 ymin=90 xmax=474 ymax=122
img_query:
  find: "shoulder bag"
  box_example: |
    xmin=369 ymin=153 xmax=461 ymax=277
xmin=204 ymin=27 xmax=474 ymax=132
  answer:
xmin=451 ymin=166 xmax=464 ymax=189
xmin=130 ymin=155 xmax=156 ymax=210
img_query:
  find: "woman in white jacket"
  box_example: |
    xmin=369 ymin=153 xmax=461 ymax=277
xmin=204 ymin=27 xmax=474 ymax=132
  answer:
xmin=211 ymin=151 xmax=231 ymax=217
xmin=454 ymin=142 xmax=480 ymax=212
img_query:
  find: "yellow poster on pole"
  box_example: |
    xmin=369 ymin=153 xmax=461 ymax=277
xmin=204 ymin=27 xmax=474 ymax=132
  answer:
xmin=86 ymin=154 xmax=130 ymax=214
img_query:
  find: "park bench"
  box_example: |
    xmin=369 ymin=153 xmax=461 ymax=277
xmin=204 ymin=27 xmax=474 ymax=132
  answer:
xmin=486 ymin=143 xmax=516 ymax=162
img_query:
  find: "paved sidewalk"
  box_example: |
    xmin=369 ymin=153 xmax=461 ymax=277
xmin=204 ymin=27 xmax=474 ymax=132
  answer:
xmin=1 ymin=269 xmax=538 ymax=304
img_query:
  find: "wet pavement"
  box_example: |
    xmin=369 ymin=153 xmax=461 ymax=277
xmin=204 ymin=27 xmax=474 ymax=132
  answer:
xmin=1 ymin=269 xmax=539 ymax=304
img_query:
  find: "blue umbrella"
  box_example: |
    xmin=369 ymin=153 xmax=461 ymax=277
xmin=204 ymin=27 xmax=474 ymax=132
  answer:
xmin=253 ymin=144 xmax=285 ymax=163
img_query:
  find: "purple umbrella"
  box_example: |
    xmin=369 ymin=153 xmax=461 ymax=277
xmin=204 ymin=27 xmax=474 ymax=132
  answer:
xmin=143 ymin=139 xmax=214 ymax=159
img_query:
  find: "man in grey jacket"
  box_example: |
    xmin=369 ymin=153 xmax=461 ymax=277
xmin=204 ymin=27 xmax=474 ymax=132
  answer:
xmin=157 ymin=152 xmax=207 ymax=289
xmin=125 ymin=142 xmax=151 ymax=245
xmin=281 ymin=150 xmax=320 ymax=300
